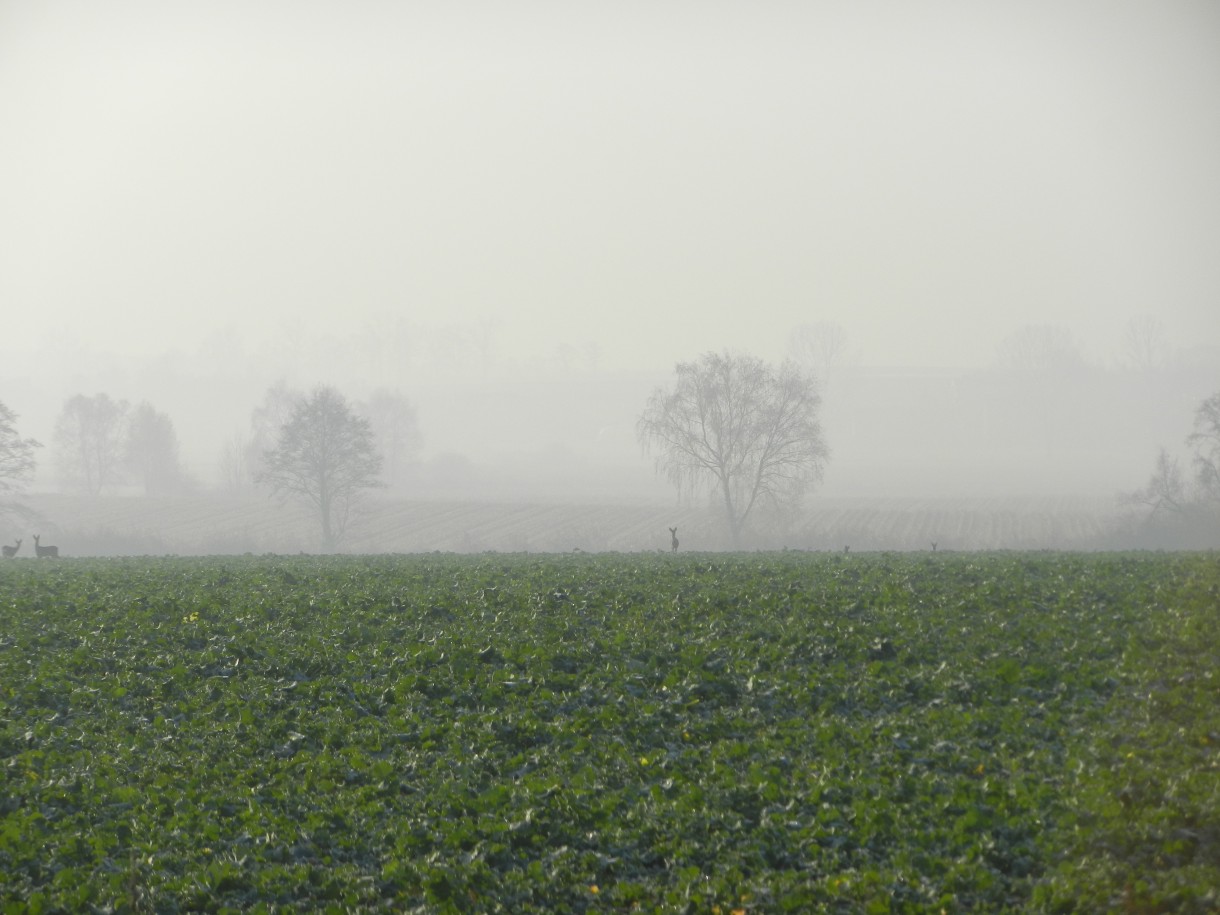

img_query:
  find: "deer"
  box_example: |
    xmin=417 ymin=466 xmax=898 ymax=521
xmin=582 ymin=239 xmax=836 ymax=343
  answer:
xmin=33 ymin=534 xmax=59 ymax=559
xmin=670 ymin=527 xmax=679 ymax=553
xmin=2 ymin=538 xmax=20 ymax=558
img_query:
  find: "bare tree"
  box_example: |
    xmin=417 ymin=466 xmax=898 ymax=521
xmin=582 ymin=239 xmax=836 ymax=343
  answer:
xmin=53 ymin=393 xmax=130 ymax=495
xmin=996 ymin=324 xmax=1085 ymax=372
xmin=788 ymin=321 xmax=849 ymax=389
xmin=0 ymin=400 xmax=41 ymax=504
xmin=1120 ymin=315 xmax=1169 ymax=371
xmin=1122 ymin=448 xmax=1188 ymax=519
xmin=244 ymin=381 xmax=304 ymax=485
xmin=258 ymin=386 xmax=383 ymax=551
xmin=637 ymin=351 xmax=829 ymax=548
xmin=1122 ymin=390 xmax=1220 ymax=547
xmin=126 ymin=402 xmax=185 ymax=496
xmin=218 ymin=431 xmax=255 ymax=494
xmin=1187 ymin=391 xmax=1220 ymax=504
xmin=359 ymin=388 xmax=422 ymax=491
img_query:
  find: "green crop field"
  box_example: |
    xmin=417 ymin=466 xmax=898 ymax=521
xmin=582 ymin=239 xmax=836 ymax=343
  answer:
xmin=1 ymin=552 xmax=1217 ymax=913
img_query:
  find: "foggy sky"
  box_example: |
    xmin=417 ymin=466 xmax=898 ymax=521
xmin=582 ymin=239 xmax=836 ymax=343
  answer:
xmin=3 ymin=1 xmax=1219 ymax=370
xmin=2 ymin=2 xmax=1219 ymax=498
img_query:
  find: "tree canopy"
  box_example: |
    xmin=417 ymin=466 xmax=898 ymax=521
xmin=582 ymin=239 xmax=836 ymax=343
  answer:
xmin=258 ymin=386 xmax=382 ymax=551
xmin=126 ymin=402 xmax=186 ymax=496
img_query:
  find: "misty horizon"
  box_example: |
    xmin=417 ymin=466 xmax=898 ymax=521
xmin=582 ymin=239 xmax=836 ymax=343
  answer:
xmin=3 ymin=2 xmax=1219 ymax=521
xmin=2 ymin=334 xmax=1214 ymax=503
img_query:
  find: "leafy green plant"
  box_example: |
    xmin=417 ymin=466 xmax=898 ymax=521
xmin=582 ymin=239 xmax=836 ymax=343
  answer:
xmin=1 ymin=552 xmax=1216 ymax=912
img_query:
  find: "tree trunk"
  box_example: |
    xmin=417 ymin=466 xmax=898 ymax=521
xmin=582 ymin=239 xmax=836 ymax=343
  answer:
xmin=721 ymin=482 xmax=742 ymax=550
xmin=319 ymin=480 xmax=334 ymax=551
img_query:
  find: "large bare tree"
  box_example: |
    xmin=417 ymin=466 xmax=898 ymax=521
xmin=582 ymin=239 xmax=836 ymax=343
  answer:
xmin=1120 ymin=315 xmax=1169 ymax=371
xmin=258 ymin=386 xmax=382 ymax=551
xmin=637 ymin=351 xmax=829 ymax=548
xmin=53 ymin=393 xmax=130 ymax=495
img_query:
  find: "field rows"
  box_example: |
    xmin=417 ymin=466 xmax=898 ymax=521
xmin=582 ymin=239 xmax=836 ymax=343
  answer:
xmin=11 ymin=494 xmax=1123 ymax=556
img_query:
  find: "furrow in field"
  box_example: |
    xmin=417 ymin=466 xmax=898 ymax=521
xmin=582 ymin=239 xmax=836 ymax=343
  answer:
xmin=13 ymin=492 xmax=1128 ymax=555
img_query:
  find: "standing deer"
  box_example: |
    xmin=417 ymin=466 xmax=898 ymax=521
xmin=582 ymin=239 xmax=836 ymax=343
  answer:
xmin=2 ymin=539 xmax=20 ymax=558
xmin=33 ymin=535 xmax=59 ymax=559
xmin=670 ymin=527 xmax=679 ymax=553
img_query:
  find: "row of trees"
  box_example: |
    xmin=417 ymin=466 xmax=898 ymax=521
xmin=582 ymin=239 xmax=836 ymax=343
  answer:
xmin=0 ymin=386 xmax=395 ymax=551
xmin=0 ymin=385 xmax=421 ymax=502
xmin=17 ymin=386 xmax=419 ymax=552
xmin=238 ymin=356 xmax=831 ymax=551
xmin=253 ymin=365 xmax=1216 ymax=551
xmin=0 ymin=395 xmax=189 ymax=503
xmin=248 ymin=354 xmax=830 ymax=551
xmin=9 ymin=350 xmax=1210 ymax=551
xmin=52 ymin=395 xmax=187 ymax=497
xmin=2 ymin=352 xmax=828 ymax=551
xmin=785 ymin=316 xmax=1204 ymax=381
